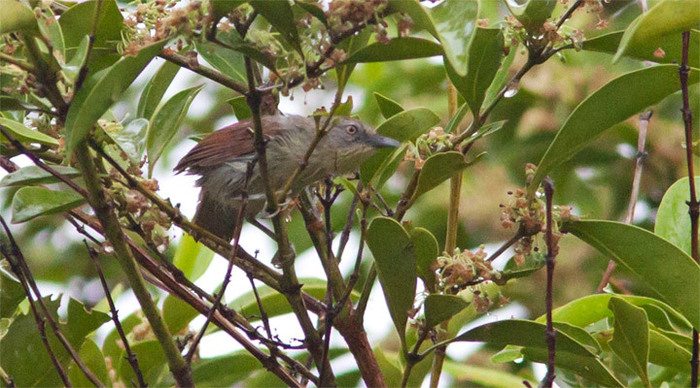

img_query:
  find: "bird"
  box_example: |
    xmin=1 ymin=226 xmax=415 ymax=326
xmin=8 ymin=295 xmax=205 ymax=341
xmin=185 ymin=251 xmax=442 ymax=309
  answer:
xmin=174 ymin=113 xmax=400 ymax=239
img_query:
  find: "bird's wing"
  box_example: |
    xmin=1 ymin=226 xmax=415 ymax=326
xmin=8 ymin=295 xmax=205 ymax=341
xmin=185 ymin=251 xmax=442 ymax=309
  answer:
xmin=174 ymin=116 xmax=288 ymax=174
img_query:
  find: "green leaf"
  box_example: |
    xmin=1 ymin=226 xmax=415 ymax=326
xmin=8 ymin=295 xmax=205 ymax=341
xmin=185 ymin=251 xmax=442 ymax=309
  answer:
xmin=59 ymin=0 xmax=124 ymax=72
xmin=137 ymin=60 xmax=180 ymax=119
xmin=0 ymin=298 xmax=62 ymax=386
xmin=65 ymin=40 xmax=167 ymax=154
xmin=537 ymin=294 xmax=692 ymax=333
xmin=410 ymin=227 xmax=439 ymax=291
xmin=335 ymin=27 xmax=372 ymax=90
xmin=447 ymin=27 xmax=504 ymax=115
xmin=451 ymin=319 xmax=624 ymax=387
xmin=413 ymin=152 xmax=469 ymax=200
xmin=118 ymin=340 xmax=166 ymax=386
xmin=67 ymin=339 xmax=109 ymax=388
xmin=0 ymin=118 xmax=58 ymax=146
xmin=62 ymin=35 xmax=90 ymax=81
xmin=211 ymin=0 xmax=247 ymax=19
xmin=648 ymin=329 xmax=692 ymax=371
xmin=565 ymin=220 xmax=700 ymax=329
xmin=614 ymin=0 xmax=700 ymax=63
xmin=428 ymin=0 xmax=480 ymax=77
xmin=505 ymin=0 xmax=557 ymax=33
xmin=0 ymin=96 xmax=41 ymax=112
xmin=375 ymin=108 xmax=440 ymax=142
xmin=230 ymin=278 xmax=358 ymax=319
xmin=500 ymin=252 xmax=546 ymax=282
xmin=0 ymin=0 xmax=37 ymax=34
xmin=102 ymin=313 xmax=142 ymax=362
xmin=529 ymin=65 xmax=700 ymax=194
xmin=172 ymin=233 xmax=215 ymax=282
xmin=608 ymin=297 xmax=651 ymax=387
xmin=162 ymin=294 xmax=199 ymax=334
xmin=444 ymin=103 xmax=469 ymax=134
xmin=345 ymin=37 xmax=443 ymax=63
xmin=366 ymin=217 xmax=416 ymax=349
xmin=38 ymin=7 xmax=65 ymax=59
xmin=189 ymin=352 xmax=259 ymax=386
xmin=250 ymin=0 xmax=302 ymax=53
xmin=11 ymin=187 xmax=85 ymax=223
xmin=583 ymin=30 xmax=700 ymax=68
xmin=655 ymin=177 xmax=700 ymax=257
xmin=104 ymin=118 xmax=149 ymax=164
xmin=226 ymin=96 xmax=252 ymax=120
xmin=374 ymin=92 xmax=404 ymax=119
xmin=0 ymin=165 xmax=80 ymax=187
xmin=424 ymin=294 xmax=470 ymax=328
xmin=0 ymin=267 xmax=24 ymax=318
xmin=374 ymin=144 xmax=407 ymax=189
xmin=443 ymin=360 xmax=535 ymax=387
xmin=0 ymin=297 xmax=109 ymax=387
xmin=195 ymin=40 xmax=247 ymax=83
xmin=483 ymin=44 xmax=517 ymax=108
xmin=296 ymin=1 xmax=327 ymax=25
xmin=146 ymin=85 xmax=204 ymax=176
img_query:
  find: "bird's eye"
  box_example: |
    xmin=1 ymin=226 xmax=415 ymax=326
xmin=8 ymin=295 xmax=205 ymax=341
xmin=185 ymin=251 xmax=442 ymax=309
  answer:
xmin=346 ymin=125 xmax=358 ymax=135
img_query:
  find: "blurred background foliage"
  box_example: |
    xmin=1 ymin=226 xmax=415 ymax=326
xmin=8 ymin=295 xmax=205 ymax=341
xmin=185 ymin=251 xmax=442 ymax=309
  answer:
xmin=0 ymin=0 xmax=698 ymax=386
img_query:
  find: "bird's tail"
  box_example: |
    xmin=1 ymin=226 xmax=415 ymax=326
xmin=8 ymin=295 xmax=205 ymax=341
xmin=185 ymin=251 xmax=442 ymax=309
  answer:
xmin=193 ymin=190 xmax=237 ymax=241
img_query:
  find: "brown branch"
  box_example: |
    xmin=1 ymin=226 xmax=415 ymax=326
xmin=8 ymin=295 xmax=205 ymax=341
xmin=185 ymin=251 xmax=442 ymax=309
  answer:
xmin=0 ymin=218 xmax=72 ymax=387
xmin=679 ymin=30 xmax=699 ymax=388
xmin=74 ymin=143 xmax=193 ymax=387
xmin=597 ymin=111 xmax=653 ymax=292
xmin=0 ymin=216 xmax=103 ymax=387
xmin=84 ymin=241 xmax=147 ymax=387
xmin=89 ymin=141 xmax=282 ymax=289
xmin=159 ymin=50 xmax=248 ymax=95
xmin=185 ymin=163 xmax=251 ymax=364
xmin=67 ymin=210 xmax=310 ymax=386
xmin=542 ymin=177 xmax=557 ymax=388
xmin=245 ymin=56 xmax=335 ymax=385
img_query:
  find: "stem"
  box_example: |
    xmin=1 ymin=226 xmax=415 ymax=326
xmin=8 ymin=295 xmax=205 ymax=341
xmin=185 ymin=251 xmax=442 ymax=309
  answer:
xmin=0 ymin=52 xmax=35 ymax=72
xmin=74 ymin=143 xmax=192 ymax=387
xmin=245 ymin=57 xmax=335 ymax=385
xmin=679 ymin=30 xmax=699 ymax=388
xmin=0 ymin=218 xmax=72 ymax=387
xmin=596 ymin=111 xmax=652 ymax=292
xmin=159 ymin=50 xmax=248 ymax=95
xmin=429 ymin=83 xmax=460 ymax=388
xmin=542 ymin=177 xmax=557 ymax=388
xmin=85 ymin=242 xmax=146 ymax=387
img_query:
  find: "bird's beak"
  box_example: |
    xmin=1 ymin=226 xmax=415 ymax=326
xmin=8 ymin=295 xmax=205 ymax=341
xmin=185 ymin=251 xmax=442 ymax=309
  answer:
xmin=366 ymin=134 xmax=401 ymax=149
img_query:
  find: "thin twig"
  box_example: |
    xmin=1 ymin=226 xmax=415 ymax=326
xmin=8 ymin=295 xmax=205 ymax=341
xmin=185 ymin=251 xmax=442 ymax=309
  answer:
xmin=0 ymin=52 xmax=35 ymax=72
xmin=596 ymin=111 xmax=652 ymax=292
xmin=185 ymin=163 xmax=252 ymax=364
xmin=679 ymin=30 xmax=699 ymax=388
xmin=429 ymin=83 xmax=460 ymax=388
xmin=542 ymin=177 xmax=557 ymax=388
xmin=85 ymin=241 xmax=147 ymax=387
xmin=0 ymin=216 xmax=102 ymax=386
xmin=245 ymin=56 xmax=335 ymax=385
xmin=74 ymin=143 xmax=193 ymax=386
xmin=0 ymin=219 xmax=71 ymax=387
xmin=159 ymin=49 xmax=248 ymax=95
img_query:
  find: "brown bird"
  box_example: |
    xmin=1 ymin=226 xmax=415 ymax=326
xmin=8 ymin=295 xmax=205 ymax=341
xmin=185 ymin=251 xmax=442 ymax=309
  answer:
xmin=174 ymin=114 xmax=399 ymax=239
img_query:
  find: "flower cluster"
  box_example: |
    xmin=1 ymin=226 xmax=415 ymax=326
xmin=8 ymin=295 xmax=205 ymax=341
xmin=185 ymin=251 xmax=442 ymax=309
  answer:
xmin=436 ymin=246 xmax=501 ymax=293
xmin=405 ymin=127 xmax=454 ymax=169
xmin=500 ymin=164 xmax=575 ymax=266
